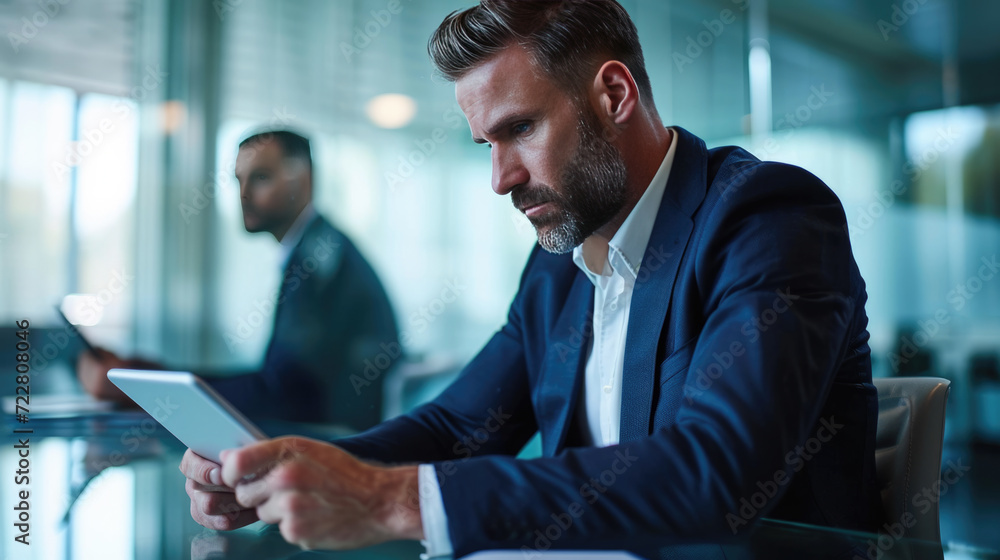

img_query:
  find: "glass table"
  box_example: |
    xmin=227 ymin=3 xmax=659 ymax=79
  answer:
xmin=2 ymin=411 xmax=998 ymax=560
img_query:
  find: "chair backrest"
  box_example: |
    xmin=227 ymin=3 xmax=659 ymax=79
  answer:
xmin=873 ymin=376 xmax=951 ymax=542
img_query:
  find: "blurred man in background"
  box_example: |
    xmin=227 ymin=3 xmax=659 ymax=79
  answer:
xmin=78 ymin=130 xmax=400 ymax=431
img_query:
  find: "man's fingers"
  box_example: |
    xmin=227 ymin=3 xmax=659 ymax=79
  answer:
xmin=187 ymin=479 xmax=247 ymax=516
xmin=220 ymin=437 xmax=310 ymax=487
xmin=184 ymin=478 xmax=229 ymax=494
xmin=255 ymin=490 xmax=318 ymax=528
xmin=254 ymin=491 xmax=288 ymax=525
xmin=180 ymin=449 xmax=224 ymax=487
xmin=94 ymin=348 xmax=125 ymax=368
xmin=186 ymin=477 xmax=258 ymax=531
xmin=190 ymin=500 xmax=260 ymax=531
xmin=188 ymin=480 xmax=232 ymax=493
xmin=234 ymin=459 xmax=320 ymax=508
xmin=233 ymin=473 xmax=272 ymax=508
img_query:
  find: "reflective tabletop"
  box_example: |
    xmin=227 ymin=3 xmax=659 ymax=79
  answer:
xmin=3 ymin=411 xmax=999 ymax=560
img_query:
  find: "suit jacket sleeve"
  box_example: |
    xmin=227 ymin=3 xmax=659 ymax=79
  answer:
xmin=333 ymin=247 xmax=544 ymax=463
xmin=341 ymin=163 xmax=859 ymax=556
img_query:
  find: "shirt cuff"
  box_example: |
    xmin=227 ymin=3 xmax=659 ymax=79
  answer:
xmin=418 ymin=463 xmax=454 ymax=559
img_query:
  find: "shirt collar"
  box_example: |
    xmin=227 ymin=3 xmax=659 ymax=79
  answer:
xmin=572 ymin=128 xmax=679 ymax=286
xmin=278 ymin=202 xmax=317 ymax=270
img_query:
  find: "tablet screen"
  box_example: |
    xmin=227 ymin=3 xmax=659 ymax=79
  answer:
xmin=108 ymin=369 xmax=267 ymax=462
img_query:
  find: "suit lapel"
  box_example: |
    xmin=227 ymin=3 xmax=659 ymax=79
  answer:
xmin=538 ymin=273 xmax=594 ymax=457
xmin=263 ymin=217 xmax=322 ymax=365
xmin=619 ymin=128 xmax=708 ymax=443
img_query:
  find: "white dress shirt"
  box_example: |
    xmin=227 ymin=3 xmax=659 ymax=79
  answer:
xmin=418 ymin=130 xmax=678 ymax=558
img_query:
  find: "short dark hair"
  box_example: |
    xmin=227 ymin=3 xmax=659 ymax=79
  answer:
xmin=239 ymin=129 xmax=312 ymax=172
xmin=428 ymin=0 xmax=654 ymax=106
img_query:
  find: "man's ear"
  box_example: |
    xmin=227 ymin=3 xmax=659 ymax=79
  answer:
xmin=286 ymin=159 xmax=313 ymax=201
xmin=303 ymin=168 xmax=314 ymax=200
xmin=592 ymin=60 xmax=640 ymax=127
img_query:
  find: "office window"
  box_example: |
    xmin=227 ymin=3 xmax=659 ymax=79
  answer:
xmin=0 ymin=81 xmax=74 ymax=319
xmin=0 ymin=81 xmax=138 ymax=350
xmin=73 ymin=93 xmax=140 ymax=347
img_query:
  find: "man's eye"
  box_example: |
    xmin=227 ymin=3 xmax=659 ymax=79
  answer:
xmin=255 ymin=173 xmax=268 ymax=181
xmin=513 ymin=122 xmax=531 ymax=135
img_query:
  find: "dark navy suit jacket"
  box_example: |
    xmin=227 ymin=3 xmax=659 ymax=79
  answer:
xmin=336 ymin=128 xmax=880 ymax=556
xmin=208 ymin=215 xmax=400 ymax=430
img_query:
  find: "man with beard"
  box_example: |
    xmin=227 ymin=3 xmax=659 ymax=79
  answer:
xmin=77 ymin=130 xmax=400 ymax=430
xmin=180 ymin=1 xmax=880 ymax=556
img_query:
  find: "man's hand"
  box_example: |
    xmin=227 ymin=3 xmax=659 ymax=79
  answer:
xmin=225 ymin=437 xmax=422 ymax=550
xmin=77 ymin=348 xmax=130 ymax=401
xmin=77 ymin=348 xmax=161 ymax=403
xmin=183 ymin=437 xmax=424 ymax=550
xmin=180 ymin=449 xmax=261 ymax=531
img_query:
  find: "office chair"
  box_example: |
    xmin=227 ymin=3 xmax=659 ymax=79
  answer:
xmin=873 ymin=376 xmax=951 ymax=543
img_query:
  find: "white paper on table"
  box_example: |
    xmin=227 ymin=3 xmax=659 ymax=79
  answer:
xmin=461 ymin=552 xmax=641 ymax=560
xmin=3 ymin=393 xmax=117 ymax=416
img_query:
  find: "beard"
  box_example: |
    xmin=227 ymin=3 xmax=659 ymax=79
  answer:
xmin=511 ymin=111 xmax=629 ymax=254
xmin=241 ymin=204 xmax=276 ymax=234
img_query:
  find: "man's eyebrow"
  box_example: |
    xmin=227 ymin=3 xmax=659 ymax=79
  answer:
xmin=472 ymin=112 xmax=536 ymax=144
xmin=235 ymin=165 xmax=266 ymax=178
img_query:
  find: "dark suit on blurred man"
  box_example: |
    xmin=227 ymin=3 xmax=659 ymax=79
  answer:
xmin=78 ymin=130 xmax=400 ymax=431
xmin=210 ymin=209 xmax=399 ymax=429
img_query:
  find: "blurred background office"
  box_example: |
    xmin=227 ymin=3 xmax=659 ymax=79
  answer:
xmin=1 ymin=0 xmax=999 ymax=555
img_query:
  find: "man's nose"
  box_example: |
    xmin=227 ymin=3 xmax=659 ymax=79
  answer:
xmin=491 ymin=146 xmax=529 ymax=196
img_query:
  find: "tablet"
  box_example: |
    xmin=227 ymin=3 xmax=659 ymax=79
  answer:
xmin=107 ymin=369 xmax=267 ymax=462
xmin=55 ymin=305 xmax=98 ymax=355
